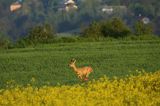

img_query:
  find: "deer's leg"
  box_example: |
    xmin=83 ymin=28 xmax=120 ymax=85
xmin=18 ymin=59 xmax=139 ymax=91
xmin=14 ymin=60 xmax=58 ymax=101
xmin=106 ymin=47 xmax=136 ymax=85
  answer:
xmin=84 ymin=67 xmax=92 ymax=80
xmin=84 ymin=72 xmax=91 ymax=81
xmin=86 ymin=72 xmax=90 ymax=78
xmin=78 ymin=75 xmax=83 ymax=80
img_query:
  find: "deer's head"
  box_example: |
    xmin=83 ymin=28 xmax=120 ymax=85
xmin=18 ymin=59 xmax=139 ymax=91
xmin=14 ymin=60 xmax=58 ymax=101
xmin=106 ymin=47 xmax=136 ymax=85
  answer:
xmin=69 ymin=58 xmax=76 ymax=68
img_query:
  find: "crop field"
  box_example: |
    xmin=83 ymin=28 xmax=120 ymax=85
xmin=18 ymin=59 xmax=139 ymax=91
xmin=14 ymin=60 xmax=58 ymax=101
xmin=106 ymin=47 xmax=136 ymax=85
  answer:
xmin=0 ymin=40 xmax=160 ymax=88
xmin=0 ymin=39 xmax=160 ymax=105
xmin=0 ymin=70 xmax=160 ymax=105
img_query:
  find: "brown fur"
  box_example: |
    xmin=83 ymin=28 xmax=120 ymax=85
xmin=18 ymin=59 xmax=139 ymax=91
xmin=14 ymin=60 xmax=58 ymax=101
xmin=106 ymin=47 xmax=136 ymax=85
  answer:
xmin=69 ymin=59 xmax=93 ymax=80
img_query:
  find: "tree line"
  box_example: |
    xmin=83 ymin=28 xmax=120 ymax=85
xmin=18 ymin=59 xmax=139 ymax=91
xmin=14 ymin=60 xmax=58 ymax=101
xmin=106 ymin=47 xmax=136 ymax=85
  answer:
xmin=0 ymin=17 xmax=158 ymax=49
xmin=0 ymin=0 xmax=160 ymax=41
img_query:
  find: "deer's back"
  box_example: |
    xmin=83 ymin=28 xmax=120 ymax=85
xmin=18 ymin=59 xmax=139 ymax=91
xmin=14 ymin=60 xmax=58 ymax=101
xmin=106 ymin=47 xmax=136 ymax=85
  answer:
xmin=77 ymin=66 xmax=93 ymax=75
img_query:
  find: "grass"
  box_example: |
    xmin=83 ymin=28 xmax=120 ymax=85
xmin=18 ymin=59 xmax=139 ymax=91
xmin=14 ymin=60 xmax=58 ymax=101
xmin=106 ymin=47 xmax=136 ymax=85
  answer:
xmin=0 ymin=40 xmax=160 ymax=88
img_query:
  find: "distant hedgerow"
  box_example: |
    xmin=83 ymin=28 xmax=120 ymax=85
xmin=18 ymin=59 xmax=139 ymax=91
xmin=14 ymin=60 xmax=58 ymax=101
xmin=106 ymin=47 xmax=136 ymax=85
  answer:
xmin=28 ymin=24 xmax=56 ymax=43
xmin=101 ymin=18 xmax=131 ymax=38
xmin=0 ymin=33 xmax=11 ymax=49
xmin=83 ymin=18 xmax=131 ymax=38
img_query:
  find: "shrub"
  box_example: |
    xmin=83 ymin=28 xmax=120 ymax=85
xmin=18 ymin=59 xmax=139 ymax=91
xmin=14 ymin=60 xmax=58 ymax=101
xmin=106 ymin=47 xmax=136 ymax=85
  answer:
xmin=15 ymin=24 xmax=56 ymax=48
xmin=134 ymin=21 xmax=153 ymax=35
xmin=28 ymin=24 xmax=55 ymax=43
xmin=82 ymin=18 xmax=131 ymax=39
xmin=82 ymin=21 xmax=103 ymax=39
xmin=0 ymin=33 xmax=11 ymax=49
xmin=15 ymin=37 xmax=35 ymax=48
xmin=102 ymin=18 xmax=131 ymax=38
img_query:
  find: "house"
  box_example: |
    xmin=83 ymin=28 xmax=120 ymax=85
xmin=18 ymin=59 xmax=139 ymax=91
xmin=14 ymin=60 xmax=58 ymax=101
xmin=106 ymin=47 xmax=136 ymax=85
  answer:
xmin=102 ymin=6 xmax=113 ymax=14
xmin=10 ymin=1 xmax=22 ymax=12
xmin=101 ymin=5 xmax=127 ymax=14
xmin=64 ymin=0 xmax=78 ymax=12
xmin=142 ymin=17 xmax=150 ymax=24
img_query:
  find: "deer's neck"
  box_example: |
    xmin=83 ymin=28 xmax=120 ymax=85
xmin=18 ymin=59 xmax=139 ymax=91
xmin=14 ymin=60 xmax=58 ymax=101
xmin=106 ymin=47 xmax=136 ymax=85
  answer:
xmin=72 ymin=65 xmax=78 ymax=72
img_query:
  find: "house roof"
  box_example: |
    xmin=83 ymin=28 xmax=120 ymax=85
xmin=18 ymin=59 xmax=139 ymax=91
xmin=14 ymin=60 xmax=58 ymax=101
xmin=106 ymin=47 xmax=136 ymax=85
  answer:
xmin=65 ymin=0 xmax=75 ymax=5
xmin=10 ymin=2 xmax=22 ymax=12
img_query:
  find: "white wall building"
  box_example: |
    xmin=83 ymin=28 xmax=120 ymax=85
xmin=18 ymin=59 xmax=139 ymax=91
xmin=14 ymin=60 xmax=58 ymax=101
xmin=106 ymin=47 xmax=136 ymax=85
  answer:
xmin=64 ymin=0 xmax=78 ymax=12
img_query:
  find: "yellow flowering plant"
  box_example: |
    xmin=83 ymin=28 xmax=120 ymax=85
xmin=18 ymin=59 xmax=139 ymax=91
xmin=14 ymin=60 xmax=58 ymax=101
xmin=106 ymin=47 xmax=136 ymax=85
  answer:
xmin=0 ymin=70 xmax=159 ymax=106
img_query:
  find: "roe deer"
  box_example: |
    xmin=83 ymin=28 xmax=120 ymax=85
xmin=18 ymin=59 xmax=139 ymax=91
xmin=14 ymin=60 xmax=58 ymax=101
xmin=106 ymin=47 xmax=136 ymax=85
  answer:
xmin=69 ymin=59 xmax=93 ymax=81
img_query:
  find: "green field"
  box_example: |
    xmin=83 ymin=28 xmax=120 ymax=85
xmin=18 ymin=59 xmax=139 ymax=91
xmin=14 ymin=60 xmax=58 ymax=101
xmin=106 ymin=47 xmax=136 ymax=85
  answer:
xmin=0 ymin=40 xmax=160 ymax=88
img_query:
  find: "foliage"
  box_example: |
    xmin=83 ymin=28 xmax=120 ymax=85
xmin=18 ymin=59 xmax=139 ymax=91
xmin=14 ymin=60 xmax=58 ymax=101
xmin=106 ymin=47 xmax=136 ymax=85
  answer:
xmin=15 ymin=37 xmax=35 ymax=48
xmin=28 ymin=24 xmax=55 ymax=43
xmin=83 ymin=21 xmax=103 ymax=39
xmin=134 ymin=21 xmax=153 ymax=35
xmin=0 ymin=0 xmax=160 ymax=39
xmin=0 ymin=70 xmax=160 ymax=105
xmin=123 ymin=35 xmax=159 ymax=40
xmin=102 ymin=18 xmax=131 ymax=38
xmin=83 ymin=18 xmax=131 ymax=38
xmin=13 ymin=24 xmax=56 ymax=48
xmin=58 ymin=37 xmax=77 ymax=43
xmin=0 ymin=32 xmax=11 ymax=49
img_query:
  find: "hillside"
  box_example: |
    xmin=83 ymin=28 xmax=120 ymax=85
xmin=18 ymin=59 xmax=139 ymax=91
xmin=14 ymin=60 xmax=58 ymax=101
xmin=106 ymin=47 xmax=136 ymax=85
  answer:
xmin=0 ymin=0 xmax=160 ymax=40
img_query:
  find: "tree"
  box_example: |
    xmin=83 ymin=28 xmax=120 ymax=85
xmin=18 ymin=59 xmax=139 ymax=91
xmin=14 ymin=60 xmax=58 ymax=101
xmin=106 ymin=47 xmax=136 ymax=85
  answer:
xmin=102 ymin=18 xmax=131 ymax=38
xmin=83 ymin=21 xmax=103 ymax=39
xmin=28 ymin=24 xmax=55 ymax=43
xmin=83 ymin=18 xmax=131 ymax=38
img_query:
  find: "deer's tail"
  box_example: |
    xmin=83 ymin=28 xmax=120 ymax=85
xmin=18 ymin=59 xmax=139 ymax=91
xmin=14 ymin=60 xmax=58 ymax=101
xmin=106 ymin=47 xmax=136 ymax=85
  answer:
xmin=87 ymin=67 xmax=93 ymax=73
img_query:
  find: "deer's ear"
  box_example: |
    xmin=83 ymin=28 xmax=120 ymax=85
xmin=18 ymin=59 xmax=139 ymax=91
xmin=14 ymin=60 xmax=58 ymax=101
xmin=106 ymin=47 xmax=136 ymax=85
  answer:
xmin=70 ymin=58 xmax=76 ymax=63
xmin=70 ymin=59 xmax=73 ymax=62
xmin=73 ymin=59 xmax=76 ymax=63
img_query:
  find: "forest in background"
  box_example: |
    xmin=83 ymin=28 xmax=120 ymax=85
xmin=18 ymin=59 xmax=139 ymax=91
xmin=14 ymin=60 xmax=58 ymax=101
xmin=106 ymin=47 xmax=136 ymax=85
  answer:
xmin=0 ymin=0 xmax=160 ymax=40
